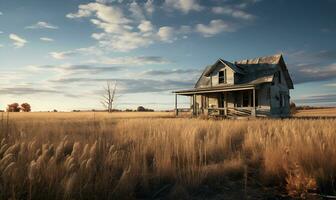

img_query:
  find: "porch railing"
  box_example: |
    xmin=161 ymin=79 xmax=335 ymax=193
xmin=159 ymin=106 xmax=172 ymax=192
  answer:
xmin=207 ymin=107 xmax=254 ymax=117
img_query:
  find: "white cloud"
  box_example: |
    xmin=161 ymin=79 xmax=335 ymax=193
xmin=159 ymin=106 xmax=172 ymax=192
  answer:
xmin=97 ymin=31 xmax=153 ymax=52
xmin=67 ymin=3 xmax=150 ymax=51
xmin=90 ymin=56 xmax=169 ymax=65
xmin=25 ymin=21 xmax=58 ymax=29
xmin=50 ymin=51 xmax=77 ymax=59
xmin=145 ymin=0 xmax=154 ymax=15
xmin=40 ymin=37 xmax=54 ymax=42
xmin=324 ymin=83 xmax=336 ymax=87
xmin=67 ymin=3 xmax=130 ymax=23
xmin=50 ymin=46 xmax=103 ymax=59
xmin=129 ymin=1 xmax=145 ymax=20
xmin=0 ymin=11 xmax=2 ymax=15
xmin=158 ymin=26 xmax=175 ymax=42
xmin=195 ymin=19 xmax=235 ymax=37
xmin=0 ymin=44 xmax=3 ymax=48
xmin=138 ymin=20 xmax=154 ymax=33
xmin=95 ymin=0 xmax=124 ymax=3
xmin=212 ymin=6 xmax=255 ymax=20
xmin=164 ymin=0 xmax=203 ymax=13
xmin=9 ymin=34 xmax=27 ymax=48
xmin=0 ymin=31 xmax=3 ymax=34
xmin=67 ymin=2 xmax=188 ymax=52
xmin=67 ymin=3 xmax=131 ymax=34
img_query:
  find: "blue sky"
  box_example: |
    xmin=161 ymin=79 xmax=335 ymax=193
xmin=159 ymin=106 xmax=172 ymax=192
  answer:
xmin=0 ymin=0 xmax=336 ymax=111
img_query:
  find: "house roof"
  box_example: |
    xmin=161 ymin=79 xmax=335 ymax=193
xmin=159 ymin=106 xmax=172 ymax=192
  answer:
xmin=235 ymin=53 xmax=283 ymax=65
xmin=203 ymin=59 xmax=246 ymax=76
xmin=194 ymin=54 xmax=294 ymax=89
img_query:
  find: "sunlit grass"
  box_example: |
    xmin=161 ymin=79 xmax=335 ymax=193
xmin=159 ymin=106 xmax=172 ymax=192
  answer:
xmin=0 ymin=112 xmax=335 ymax=199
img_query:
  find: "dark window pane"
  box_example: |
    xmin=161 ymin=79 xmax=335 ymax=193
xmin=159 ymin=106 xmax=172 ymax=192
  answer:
xmin=218 ymin=71 xmax=224 ymax=84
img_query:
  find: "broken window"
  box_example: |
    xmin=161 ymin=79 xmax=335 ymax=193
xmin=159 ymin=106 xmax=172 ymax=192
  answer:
xmin=218 ymin=69 xmax=226 ymax=84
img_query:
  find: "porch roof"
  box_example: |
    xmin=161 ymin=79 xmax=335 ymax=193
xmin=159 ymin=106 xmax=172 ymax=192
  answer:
xmin=173 ymin=83 xmax=257 ymax=95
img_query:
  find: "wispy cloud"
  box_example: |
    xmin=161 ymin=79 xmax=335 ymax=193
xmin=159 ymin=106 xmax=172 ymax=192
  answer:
xmin=324 ymin=83 xmax=336 ymax=87
xmin=285 ymin=50 xmax=336 ymax=84
xmin=49 ymin=45 xmax=170 ymax=65
xmin=0 ymin=11 xmax=3 ymax=15
xmin=291 ymin=63 xmax=336 ymax=84
xmin=9 ymin=34 xmax=27 ymax=48
xmin=50 ymin=46 xmax=103 ymax=59
xmin=90 ymin=56 xmax=170 ymax=65
xmin=49 ymin=77 xmax=194 ymax=93
xmin=49 ymin=51 xmax=77 ymax=59
xmin=196 ymin=19 xmax=236 ymax=37
xmin=31 ymin=64 xmax=124 ymax=75
xmin=0 ymin=87 xmax=59 ymax=95
xmin=141 ymin=69 xmax=201 ymax=76
xmin=25 ymin=21 xmax=58 ymax=29
xmin=212 ymin=6 xmax=255 ymax=20
xmin=293 ymin=94 xmax=336 ymax=105
xmin=40 ymin=37 xmax=54 ymax=42
xmin=164 ymin=0 xmax=203 ymax=13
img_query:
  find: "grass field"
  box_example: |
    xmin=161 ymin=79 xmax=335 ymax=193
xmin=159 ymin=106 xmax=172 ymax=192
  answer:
xmin=0 ymin=111 xmax=335 ymax=199
xmin=294 ymin=108 xmax=336 ymax=117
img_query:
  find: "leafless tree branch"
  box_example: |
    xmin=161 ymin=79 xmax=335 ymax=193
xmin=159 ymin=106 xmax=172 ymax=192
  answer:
xmin=101 ymin=81 xmax=117 ymax=113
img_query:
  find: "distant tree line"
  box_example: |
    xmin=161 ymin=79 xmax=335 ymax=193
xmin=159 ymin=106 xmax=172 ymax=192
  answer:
xmin=296 ymin=105 xmax=335 ymax=110
xmin=6 ymin=103 xmax=31 ymax=112
xmin=70 ymin=106 xmax=155 ymax=113
xmin=136 ymin=106 xmax=154 ymax=112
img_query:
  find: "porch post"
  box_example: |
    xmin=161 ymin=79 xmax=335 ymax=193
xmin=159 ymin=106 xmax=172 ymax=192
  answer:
xmin=224 ymin=92 xmax=228 ymax=116
xmin=193 ymin=94 xmax=196 ymax=116
xmin=175 ymin=94 xmax=178 ymax=116
xmin=252 ymin=88 xmax=256 ymax=117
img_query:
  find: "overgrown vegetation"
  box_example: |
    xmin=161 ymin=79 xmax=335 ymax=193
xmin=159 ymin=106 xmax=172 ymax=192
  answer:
xmin=0 ymin=113 xmax=335 ymax=199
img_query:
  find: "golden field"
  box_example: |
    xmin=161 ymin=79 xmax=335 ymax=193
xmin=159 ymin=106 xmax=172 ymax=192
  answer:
xmin=294 ymin=108 xmax=336 ymax=117
xmin=0 ymin=111 xmax=335 ymax=199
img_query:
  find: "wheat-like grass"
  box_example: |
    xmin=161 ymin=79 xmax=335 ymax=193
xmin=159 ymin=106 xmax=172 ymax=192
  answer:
xmin=0 ymin=115 xmax=335 ymax=199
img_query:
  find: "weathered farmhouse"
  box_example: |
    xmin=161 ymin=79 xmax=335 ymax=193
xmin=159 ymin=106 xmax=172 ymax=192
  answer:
xmin=174 ymin=54 xmax=294 ymax=118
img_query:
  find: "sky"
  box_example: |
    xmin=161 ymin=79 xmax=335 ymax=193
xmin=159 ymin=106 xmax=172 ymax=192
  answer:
xmin=0 ymin=0 xmax=336 ymax=111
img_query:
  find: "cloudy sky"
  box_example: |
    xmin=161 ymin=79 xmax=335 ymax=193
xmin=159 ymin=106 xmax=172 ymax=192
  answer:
xmin=0 ymin=0 xmax=336 ymax=111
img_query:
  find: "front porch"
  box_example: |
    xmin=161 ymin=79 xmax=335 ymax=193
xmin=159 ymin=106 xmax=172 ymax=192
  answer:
xmin=174 ymin=84 xmax=264 ymax=118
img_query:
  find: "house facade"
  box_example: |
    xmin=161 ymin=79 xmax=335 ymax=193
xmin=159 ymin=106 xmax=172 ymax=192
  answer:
xmin=173 ymin=54 xmax=294 ymax=118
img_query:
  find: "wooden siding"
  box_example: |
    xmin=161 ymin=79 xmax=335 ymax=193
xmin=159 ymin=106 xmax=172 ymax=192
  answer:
xmin=210 ymin=64 xmax=235 ymax=86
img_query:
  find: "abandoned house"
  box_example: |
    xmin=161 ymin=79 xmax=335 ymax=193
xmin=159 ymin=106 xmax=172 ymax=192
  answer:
xmin=173 ymin=54 xmax=294 ymax=118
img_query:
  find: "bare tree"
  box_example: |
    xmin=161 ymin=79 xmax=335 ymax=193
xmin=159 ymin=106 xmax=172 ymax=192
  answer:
xmin=101 ymin=81 xmax=117 ymax=113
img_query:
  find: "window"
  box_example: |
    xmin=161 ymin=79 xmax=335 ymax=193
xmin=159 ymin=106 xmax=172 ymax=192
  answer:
xmin=218 ymin=69 xmax=226 ymax=84
xmin=278 ymin=71 xmax=282 ymax=84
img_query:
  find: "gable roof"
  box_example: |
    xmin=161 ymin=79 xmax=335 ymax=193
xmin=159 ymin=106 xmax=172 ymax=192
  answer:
xmin=195 ymin=54 xmax=294 ymax=89
xmin=235 ymin=53 xmax=282 ymax=65
xmin=203 ymin=59 xmax=246 ymax=76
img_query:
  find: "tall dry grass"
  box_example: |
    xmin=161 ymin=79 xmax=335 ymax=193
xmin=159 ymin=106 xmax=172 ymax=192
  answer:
xmin=0 ymin=113 xmax=335 ymax=199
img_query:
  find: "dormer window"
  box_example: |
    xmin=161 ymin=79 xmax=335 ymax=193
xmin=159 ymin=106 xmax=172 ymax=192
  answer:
xmin=218 ymin=69 xmax=226 ymax=84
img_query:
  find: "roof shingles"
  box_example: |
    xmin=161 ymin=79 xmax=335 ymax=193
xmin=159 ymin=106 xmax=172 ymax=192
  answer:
xmin=193 ymin=54 xmax=293 ymax=90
